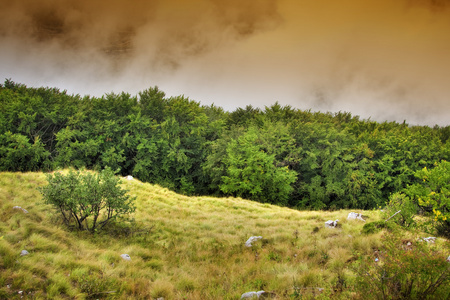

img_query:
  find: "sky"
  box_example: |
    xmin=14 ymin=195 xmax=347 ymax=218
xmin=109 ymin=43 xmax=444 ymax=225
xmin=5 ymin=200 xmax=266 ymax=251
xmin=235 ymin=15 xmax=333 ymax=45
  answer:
xmin=0 ymin=0 xmax=449 ymax=126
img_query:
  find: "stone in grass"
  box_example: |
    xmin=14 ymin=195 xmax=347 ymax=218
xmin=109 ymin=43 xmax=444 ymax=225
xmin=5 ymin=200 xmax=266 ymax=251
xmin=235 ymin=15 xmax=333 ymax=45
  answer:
xmin=20 ymin=250 xmax=29 ymax=256
xmin=418 ymin=237 xmax=436 ymax=243
xmin=325 ymin=220 xmax=338 ymax=228
xmin=13 ymin=206 xmax=29 ymax=214
xmin=347 ymin=212 xmax=365 ymax=222
xmin=241 ymin=290 xmax=266 ymax=299
xmin=245 ymin=236 xmax=263 ymax=247
xmin=120 ymin=254 xmax=131 ymax=261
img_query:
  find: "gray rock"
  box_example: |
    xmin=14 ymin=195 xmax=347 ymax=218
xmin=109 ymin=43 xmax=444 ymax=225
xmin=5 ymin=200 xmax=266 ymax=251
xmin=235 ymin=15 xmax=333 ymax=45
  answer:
xmin=120 ymin=254 xmax=131 ymax=261
xmin=20 ymin=250 xmax=29 ymax=256
xmin=245 ymin=236 xmax=263 ymax=247
xmin=13 ymin=206 xmax=28 ymax=214
xmin=347 ymin=212 xmax=365 ymax=222
xmin=325 ymin=220 xmax=338 ymax=228
xmin=125 ymin=175 xmax=133 ymax=180
xmin=241 ymin=290 xmax=265 ymax=299
xmin=419 ymin=237 xmax=436 ymax=243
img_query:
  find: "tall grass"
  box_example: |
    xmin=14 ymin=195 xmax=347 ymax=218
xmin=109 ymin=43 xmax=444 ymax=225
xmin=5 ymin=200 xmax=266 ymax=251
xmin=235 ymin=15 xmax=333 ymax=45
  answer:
xmin=0 ymin=171 xmax=448 ymax=299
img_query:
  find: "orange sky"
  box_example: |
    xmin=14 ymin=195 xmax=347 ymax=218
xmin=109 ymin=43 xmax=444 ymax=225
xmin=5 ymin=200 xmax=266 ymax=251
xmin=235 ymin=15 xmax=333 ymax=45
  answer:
xmin=1 ymin=0 xmax=449 ymax=125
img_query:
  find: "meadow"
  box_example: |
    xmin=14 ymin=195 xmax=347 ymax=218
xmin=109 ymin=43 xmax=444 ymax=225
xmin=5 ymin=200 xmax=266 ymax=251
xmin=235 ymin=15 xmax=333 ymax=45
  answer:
xmin=0 ymin=171 xmax=448 ymax=299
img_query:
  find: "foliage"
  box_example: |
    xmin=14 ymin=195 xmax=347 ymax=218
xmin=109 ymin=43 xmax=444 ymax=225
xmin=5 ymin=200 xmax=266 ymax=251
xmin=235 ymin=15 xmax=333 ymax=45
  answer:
xmin=39 ymin=168 xmax=136 ymax=232
xmin=206 ymin=123 xmax=298 ymax=205
xmin=291 ymin=121 xmax=380 ymax=209
xmin=355 ymin=232 xmax=450 ymax=299
xmin=384 ymin=192 xmax=418 ymax=228
xmin=0 ymin=132 xmax=50 ymax=171
xmin=2 ymin=79 xmax=449 ymax=210
xmin=361 ymin=220 xmax=394 ymax=235
xmin=219 ymin=127 xmax=297 ymax=204
xmin=403 ymin=160 xmax=450 ymax=237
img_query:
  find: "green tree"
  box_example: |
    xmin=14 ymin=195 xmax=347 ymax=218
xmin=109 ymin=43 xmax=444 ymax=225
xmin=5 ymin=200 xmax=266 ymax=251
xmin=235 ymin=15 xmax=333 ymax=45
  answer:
xmin=357 ymin=123 xmax=446 ymax=201
xmin=406 ymin=160 xmax=450 ymax=237
xmin=291 ymin=122 xmax=379 ymax=209
xmin=39 ymin=168 xmax=136 ymax=232
xmin=219 ymin=127 xmax=297 ymax=205
xmin=0 ymin=132 xmax=50 ymax=171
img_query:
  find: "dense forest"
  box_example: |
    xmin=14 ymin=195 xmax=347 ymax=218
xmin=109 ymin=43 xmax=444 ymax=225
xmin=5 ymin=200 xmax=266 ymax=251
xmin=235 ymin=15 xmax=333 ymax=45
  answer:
xmin=1 ymin=79 xmax=449 ymax=210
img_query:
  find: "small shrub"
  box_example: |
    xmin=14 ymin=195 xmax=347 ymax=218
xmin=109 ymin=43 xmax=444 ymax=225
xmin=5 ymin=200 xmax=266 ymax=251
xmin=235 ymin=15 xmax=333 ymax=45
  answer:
xmin=354 ymin=232 xmax=450 ymax=299
xmin=385 ymin=192 xmax=417 ymax=228
xmin=39 ymin=168 xmax=136 ymax=232
xmin=395 ymin=160 xmax=450 ymax=237
xmin=361 ymin=221 xmax=393 ymax=235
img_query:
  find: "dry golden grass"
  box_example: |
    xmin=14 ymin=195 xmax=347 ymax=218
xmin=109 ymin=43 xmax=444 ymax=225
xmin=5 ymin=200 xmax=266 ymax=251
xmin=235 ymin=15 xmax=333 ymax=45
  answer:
xmin=0 ymin=171 xmax=447 ymax=299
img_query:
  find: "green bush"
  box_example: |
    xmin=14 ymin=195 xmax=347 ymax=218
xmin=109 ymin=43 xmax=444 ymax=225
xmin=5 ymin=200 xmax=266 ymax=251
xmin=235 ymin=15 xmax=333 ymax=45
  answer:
xmin=361 ymin=221 xmax=394 ymax=235
xmin=354 ymin=232 xmax=450 ymax=299
xmin=385 ymin=192 xmax=417 ymax=228
xmin=392 ymin=160 xmax=450 ymax=237
xmin=39 ymin=168 xmax=136 ymax=232
xmin=413 ymin=161 xmax=450 ymax=237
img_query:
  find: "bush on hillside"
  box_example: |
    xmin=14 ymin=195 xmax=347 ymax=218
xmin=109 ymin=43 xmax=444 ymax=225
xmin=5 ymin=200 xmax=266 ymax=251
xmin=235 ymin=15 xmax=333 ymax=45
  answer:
xmin=390 ymin=160 xmax=450 ymax=237
xmin=412 ymin=160 xmax=450 ymax=237
xmin=384 ymin=192 xmax=417 ymax=228
xmin=361 ymin=220 xmax=394 ymax=235
xmin=354 ymin=232 xmax=450 ymax=299
xmin=39 ymin=168 xmax=136 ymax=232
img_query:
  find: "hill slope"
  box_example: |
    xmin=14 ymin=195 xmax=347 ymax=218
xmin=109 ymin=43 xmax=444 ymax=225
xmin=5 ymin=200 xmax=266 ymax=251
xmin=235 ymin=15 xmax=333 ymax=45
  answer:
xmin=0 ymin=171 xmax=447 ymax=299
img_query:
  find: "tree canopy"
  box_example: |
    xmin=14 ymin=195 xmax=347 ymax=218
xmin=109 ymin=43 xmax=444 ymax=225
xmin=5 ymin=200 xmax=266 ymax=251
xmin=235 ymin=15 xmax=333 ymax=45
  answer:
xmin=1 ymin=79 xmax=449 ymax=210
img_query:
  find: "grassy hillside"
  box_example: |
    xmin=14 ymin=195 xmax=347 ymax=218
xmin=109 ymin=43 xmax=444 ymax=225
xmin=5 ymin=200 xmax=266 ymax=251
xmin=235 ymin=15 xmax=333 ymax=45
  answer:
xmin=0 ymin=171 xmax=448 ymax=299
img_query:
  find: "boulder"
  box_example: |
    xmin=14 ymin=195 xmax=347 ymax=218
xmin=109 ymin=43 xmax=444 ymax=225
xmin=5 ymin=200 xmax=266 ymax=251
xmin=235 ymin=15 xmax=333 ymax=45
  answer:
xmin=347 ymin=212 xmax=365 ymax=222
xmin=126 ymin=175 xmax=133 ymax=180
xmin=241 ymin=290 xmax=266 ymax=299
xmin=120 ymin=254 xmax=131 ymax=261
xmin=245 ymin=236 xmax=263 ymax=247
xmin=13 ymin=206 xmax=29 ymax=214
xmin=419 ymin=237 xmax=436 ymax=243
xmin=20 ymin=250 xmax=29 ymax=256
xmin=325 ymin=220 xmax=338 ymax=228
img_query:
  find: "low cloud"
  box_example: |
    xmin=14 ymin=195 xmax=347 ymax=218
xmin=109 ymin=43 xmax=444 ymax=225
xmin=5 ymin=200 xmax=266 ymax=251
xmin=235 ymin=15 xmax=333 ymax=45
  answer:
xmin=0 ymin=0 xmax=449 ymax=126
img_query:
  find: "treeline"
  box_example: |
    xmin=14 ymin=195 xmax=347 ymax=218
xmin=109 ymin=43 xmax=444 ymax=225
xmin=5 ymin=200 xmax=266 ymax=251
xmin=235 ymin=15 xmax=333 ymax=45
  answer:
xmin=1 ymin=79 xmax=449 ymax=209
